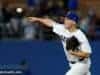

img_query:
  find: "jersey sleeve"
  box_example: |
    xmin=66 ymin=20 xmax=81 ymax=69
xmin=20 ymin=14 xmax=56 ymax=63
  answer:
xmin=52 ymin=22 xmax=65 ymax=36
xmin=77 ymin=31 xmax=92 ymax=54
xmin=80 ymin=41 xmax=92 ymax=54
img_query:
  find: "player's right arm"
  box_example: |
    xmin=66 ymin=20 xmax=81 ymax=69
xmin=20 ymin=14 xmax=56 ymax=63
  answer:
xmin=28 ymin=17 xmax=55 ymax=28
xmin=28 ymin=17 xmax=65 ymax=36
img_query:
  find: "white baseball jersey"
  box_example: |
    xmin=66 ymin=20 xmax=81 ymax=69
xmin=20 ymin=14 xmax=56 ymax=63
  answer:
xmin=52 ymin=22 xmax=92 ymax=63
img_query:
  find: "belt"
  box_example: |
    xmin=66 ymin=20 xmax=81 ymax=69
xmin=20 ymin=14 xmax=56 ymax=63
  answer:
xmin=70 ymin=58 xmax=85 ymax=64
xmin=70 ymin=61 xmax=76 ymax=64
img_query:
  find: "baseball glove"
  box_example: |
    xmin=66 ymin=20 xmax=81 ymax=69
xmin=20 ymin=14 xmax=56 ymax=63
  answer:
xmin=66 ymin=36 xmax=80 ymax=51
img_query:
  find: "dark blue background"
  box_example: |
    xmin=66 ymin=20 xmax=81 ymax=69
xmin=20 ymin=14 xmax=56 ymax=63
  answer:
xmin=0 ymin=40 xmax=99 ymax=75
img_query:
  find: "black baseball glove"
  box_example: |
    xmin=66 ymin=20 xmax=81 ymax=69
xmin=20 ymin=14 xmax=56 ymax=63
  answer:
xmin=66 ymin=36 xmax=80 ymax=51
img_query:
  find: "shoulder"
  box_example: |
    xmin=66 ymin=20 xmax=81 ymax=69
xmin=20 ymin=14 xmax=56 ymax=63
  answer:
xmin=52 ymin=22 xmax=64 ymax=29
xmin=52 ymin=22 xmax=66 ymax=35
xmin=75 ymin=29 xmax=88 ymax=42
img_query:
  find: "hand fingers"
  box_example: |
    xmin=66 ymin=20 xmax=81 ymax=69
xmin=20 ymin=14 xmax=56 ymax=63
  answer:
xmin=27 ymin=17 xmax=33 ymax=20
xmin=27 ymin=17 xmax=34 ymax=21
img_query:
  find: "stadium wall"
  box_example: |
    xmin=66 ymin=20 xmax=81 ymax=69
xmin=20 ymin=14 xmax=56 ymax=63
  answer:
xmin=0 ymin=40 xmax=99 ymax=75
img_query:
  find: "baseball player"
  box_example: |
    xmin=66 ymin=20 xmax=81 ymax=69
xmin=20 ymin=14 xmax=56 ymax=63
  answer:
xmin=28 ymin=11 xmax=92 ymax=75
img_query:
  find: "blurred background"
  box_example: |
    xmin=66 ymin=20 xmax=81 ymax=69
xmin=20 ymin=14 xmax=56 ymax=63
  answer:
xmin=0 ymin=0 xmax=99 ymax=40
xmin=0 ymin=0 xmax=99 ymax=75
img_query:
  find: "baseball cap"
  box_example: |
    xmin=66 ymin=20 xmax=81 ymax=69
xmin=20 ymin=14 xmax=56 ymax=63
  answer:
xmin=65 ymin=11 xmax=79 ymax=23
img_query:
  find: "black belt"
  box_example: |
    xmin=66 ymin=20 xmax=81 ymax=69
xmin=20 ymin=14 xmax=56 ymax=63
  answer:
xmin=70 ymin=61 xmax=76 ymax=64
xmin=70 ymin=58 xmax=85 ymax=64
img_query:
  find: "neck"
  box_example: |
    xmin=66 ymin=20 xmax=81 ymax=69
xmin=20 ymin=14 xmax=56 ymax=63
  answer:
xmin=69 ymin=26 xmax=77 ymax=32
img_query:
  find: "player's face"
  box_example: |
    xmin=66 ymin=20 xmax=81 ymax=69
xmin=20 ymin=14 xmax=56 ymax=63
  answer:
xmin=64 ymin=18 xmax=76 ymax=29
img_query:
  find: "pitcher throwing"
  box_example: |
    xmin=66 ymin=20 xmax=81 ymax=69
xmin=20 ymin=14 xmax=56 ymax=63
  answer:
xmin=28 ymin=11 xmax=92 ymax=75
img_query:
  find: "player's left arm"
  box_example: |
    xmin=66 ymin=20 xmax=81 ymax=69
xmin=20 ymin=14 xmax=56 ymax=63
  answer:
xmin=69 ymin=50 xmax=90 ymax=58
xmin=70 ymin=34 xmax=92 ymax=59
xmin=70 ymin=42 xmax=92 ymax=59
